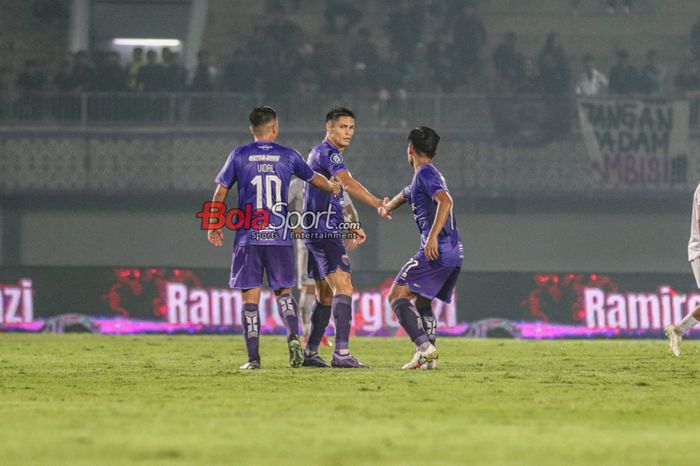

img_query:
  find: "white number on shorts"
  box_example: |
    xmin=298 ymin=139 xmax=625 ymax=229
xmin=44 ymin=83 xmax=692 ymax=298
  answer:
xmin=401 ymin=258 xmax=419 ymax=279
xmin=251 ymin=174 xmax=282 ymax=210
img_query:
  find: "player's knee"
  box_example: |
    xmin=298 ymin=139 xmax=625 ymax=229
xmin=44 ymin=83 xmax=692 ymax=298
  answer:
xmin=387 ymin=289 xmax=400 ymax=303
xmin=315 ymin=284 xmax=333 ymax=306
xmin=334 ymin=282 xmax=353 ymax=297
xmin=388 ymin=285 xmax=410 ymax=304
xmin=329 ymin=272 xmax=353 ymax=297
xmin=273 ymin=288 xmax=292 ymax=297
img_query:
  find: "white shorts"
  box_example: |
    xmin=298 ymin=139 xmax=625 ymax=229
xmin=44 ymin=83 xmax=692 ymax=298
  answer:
xmin=692 ymin=257 xmax=700 ymax=289
xmin=295 ymin=239 xmax=315 ymax=289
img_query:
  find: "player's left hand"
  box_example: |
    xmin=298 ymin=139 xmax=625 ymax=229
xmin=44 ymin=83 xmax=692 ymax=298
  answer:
xmin=425 ymin=235 xmax=439 ymax=261
xmin=208 ymin=228 xmax=224 ymax=247
xmin=352 ymin=227 xmax=366 ymax=244
xmin=345 ymin=227 xmax=366 ymax=252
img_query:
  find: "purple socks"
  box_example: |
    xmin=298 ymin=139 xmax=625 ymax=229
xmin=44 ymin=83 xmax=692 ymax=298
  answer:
xmin=242 ymin=303 xmax=260 ymax=362
xmin=276 ymin=294 xmax=300 ymax=337
xmin=306 ymin=301 xmax=332 ymax=353
xmin=391 ymin=298 xmax=429 ymax=347
xmin=417 ymin=303 xmax=436 ymax=346
xmin=332 ymin=294 xmax=353 ymax=352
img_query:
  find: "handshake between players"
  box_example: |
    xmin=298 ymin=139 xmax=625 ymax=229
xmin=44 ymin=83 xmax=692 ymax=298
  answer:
xmin=206 ymin=106 xmax=462 ymax=370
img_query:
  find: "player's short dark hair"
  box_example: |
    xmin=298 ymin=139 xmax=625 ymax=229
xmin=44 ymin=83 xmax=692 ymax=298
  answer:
xmin=408 ymin=127 xmax=440 ymax=158
xmin=325 ymin=107 xmax=355 ymax=123
xmin=249 ymin=106 xmax=278 ymax=128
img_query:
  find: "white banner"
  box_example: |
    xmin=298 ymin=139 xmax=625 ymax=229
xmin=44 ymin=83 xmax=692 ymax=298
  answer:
xmin=578 ymin=98 xmax=690 ymax=185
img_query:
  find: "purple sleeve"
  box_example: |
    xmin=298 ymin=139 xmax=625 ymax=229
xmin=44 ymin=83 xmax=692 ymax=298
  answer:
xmin=292 ymin=150 xmax=314 ymax=182
xmin=419 ymin=167 xmax=447 ymax=200
xmin=215 ymin=150 xmax=237 ymax=188
xmin=326 ymin=151 xmax=348 ymax=176
xmin=401 ymin=185 xmax=412 ymax=202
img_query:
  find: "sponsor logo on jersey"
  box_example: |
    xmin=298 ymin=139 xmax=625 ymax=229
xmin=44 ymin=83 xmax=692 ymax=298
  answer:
xmin=330 ymin=152 xmax=344 ymax=164
xmin=249 ymin=155 xmax=280 ymax=162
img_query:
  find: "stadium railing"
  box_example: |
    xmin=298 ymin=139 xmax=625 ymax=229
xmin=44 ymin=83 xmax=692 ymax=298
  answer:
xmin=3 ymin=91 xmax=699 ymax=130
xmin=0 ymin=91 xmax=540 ymax=131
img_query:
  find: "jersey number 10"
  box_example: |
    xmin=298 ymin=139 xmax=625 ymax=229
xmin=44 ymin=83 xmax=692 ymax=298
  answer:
xmin=251 ymin=174 xmax=282 ymax=210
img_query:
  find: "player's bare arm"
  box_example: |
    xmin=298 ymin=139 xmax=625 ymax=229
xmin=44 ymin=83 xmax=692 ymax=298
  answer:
xmin=425 ymin=190 xmax=453 ymax=261
xmin=309 ymin=172 xmax=341 ymax=196
xmin=207 ymin=184 xmax=228 ymax=247
xmin=333 ymin=170 xmax=388 ymax=209
xmin=379 ymin=192 xmax=406 ymax=219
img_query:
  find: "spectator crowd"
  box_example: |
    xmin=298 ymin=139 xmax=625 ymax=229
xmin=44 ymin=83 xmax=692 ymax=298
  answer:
xmin=8 ymin=0 xmax=700 ymax=123
xmin=15 ymin=48 xmax=215 ymax=95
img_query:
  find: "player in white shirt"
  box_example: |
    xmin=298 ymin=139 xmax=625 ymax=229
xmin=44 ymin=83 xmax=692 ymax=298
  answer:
xmin=288 ymin=178 xmax=317 ymax=338
xmin=288 ymin=178 xmax=364 ymax=340
xmin=666 ymin=182 xmax=700 ymax=356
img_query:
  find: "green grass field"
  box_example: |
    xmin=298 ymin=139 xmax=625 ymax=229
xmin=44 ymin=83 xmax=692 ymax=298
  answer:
xmin=1 ymin=335 xmax=699 ymax=466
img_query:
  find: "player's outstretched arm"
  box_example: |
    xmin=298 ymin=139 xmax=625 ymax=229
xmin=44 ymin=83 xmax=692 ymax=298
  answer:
xmin=333 ymin=171 xmax=385 ymax=209
xmin=425 ymin=191 xmax=453 ymax=261
xmin=379 ymin=192 xmax=406 ymax=219
xmin=207 ymin=184 xmax=228 ymax=247
xmin=309 ymin=172 xmax=342 ymax=196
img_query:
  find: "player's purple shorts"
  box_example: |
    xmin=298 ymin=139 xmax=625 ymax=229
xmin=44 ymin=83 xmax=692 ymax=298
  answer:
xmin=306 ymin=239 xmax=351 ymax=280
xmin=229 ymin=244 xmax=295 ymax=290
xmin=394 ymin=254 xmax=461 ymax=303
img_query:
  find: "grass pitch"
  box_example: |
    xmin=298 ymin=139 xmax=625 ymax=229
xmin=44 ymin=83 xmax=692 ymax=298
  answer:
xmin=1 ymin=335 xmax=699 ymax=466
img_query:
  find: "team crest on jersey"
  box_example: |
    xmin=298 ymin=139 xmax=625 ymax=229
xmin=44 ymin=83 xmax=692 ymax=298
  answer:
xmin=330 ymin=152 xmax=344 ymax=164
xmin=258 ymin=144 xmax=274 ymax=150
xmin=342 ymin=254 xmax=350 ymax=266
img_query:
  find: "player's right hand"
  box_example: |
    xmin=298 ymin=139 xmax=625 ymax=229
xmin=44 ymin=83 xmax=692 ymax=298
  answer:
xmin=378 ymin=198 xmax=392 ymax=219
xmin=425 ymin=235 xmax=439 ymax=261
xmin=208 ymin=228 xmax=224 ymax=247
xmin=329 ymin=179 xmax=342 ymax=196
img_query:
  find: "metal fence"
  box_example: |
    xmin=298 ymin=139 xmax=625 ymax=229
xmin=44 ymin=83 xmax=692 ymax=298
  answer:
xmin=4 ymin=91 xmax=700 ymax=130
xmin=0 ymin=92 xmax=531 ymax=130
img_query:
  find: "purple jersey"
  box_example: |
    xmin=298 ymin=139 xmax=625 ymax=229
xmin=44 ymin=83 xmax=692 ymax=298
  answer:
xmin=216 ymin=141 xmax=314 ymax=246
xmin=402 ymin=164 xmax=464 ymax=267
xmin=303 ymin=140 xmax=346 ymax=240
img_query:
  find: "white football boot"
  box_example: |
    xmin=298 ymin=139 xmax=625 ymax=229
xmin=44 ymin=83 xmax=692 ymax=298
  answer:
xmin=420 ymin=359 xmax=439 ymax=370
xmin=665 ymin=325 xmax=682 ymax=357
xmin=401 ymin=344 xmax=438 ymax=369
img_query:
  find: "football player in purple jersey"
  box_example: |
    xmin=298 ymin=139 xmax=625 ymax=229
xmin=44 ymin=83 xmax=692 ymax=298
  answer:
xmin=301 ymin=107 xmax=389 ymax=368
xmin=379 ymin=127 xmax=464 ymax=369
xmin=208 ymin=106 xmax=340 ymax=370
